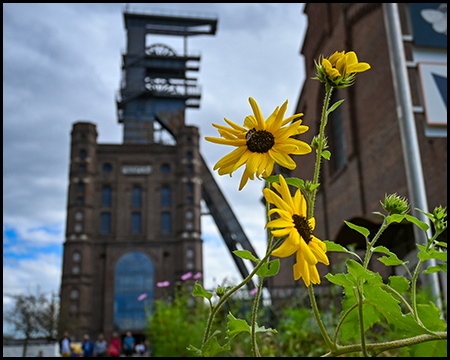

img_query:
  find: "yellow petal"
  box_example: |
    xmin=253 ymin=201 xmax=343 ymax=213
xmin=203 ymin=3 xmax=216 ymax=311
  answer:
xmin=262 ymin=159 xmax=275 ymax=177
xmin=278 ymin=175 xmax=295 ymax=210
xmin=281 ymin=113 xmax=303 ymax=127
xmin=263 ymin=188 xmax=292 ymax=213
xmin=205 ymin=137 xmax=247 ymax=146
xmin=329 ymin=50 xmax=345 ymax=65
xmin=268 ymin=149 xmax=296 ymax=170
xmin=309 ymin=241 xmax=329 ymax=265
xmin=246 ymin=152 xmax=263 ymax=176
xmin=223 ymin=118 xmax=246 ymax=132
xmin=294 ymin=252 xmax=309 ymax=284
xmin=244 ymin=115 xmax=258 ymax=129
xmin=268 ymin=208 xmax=292 ymax=221
xmin=266 ymin=217 xmax=295 ymax=229
xmin=212 ymin=123 xmax=242 ymax=136
xmin=238 ymin=168 xmax=250 ymax=191
xmin=271 ymin=232 xmax=300 ymax=258
xmin=308 ymin=217 xmax=315 ymax=231
xmin=248 ymin=97 xmax=266 ymax=130
xmin=214 ymin=146 xmax=248 ymax=170
xmin=271 ymin=143 xmax=298 ymax=154
xmin=290 ymin=141 xmax=312 ymax=155
xmin=268 ymin=100 xmax=288 ymax=133
xmin=348 ymin=62 xmax=371 ymax=74
xmin=345 ymin=51 xmax=358 ymax=66
xmin=265 ymin=106 xmax=279 ymax=132
xmin=271 ymin=227 xmax=292 ymax=238
xmin=256 ymin=153 xmax=269 ymax=178
xmin=309 ymin=264 xmax=321 ymax=285
xmin=299 ymin=238 xmax=318 ymax=266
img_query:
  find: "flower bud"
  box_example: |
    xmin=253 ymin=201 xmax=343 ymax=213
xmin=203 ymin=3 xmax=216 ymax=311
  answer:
xmin=432 ymin=205 xmax=447 ymax=234
xmin=381 ymin=193 xmax=410 ymax=215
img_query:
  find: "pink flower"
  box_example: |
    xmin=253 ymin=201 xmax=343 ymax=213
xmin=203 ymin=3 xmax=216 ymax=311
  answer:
xmin=137 ymin=293 xmax=148 ymax=301
xmin=181 ymin=272 xmax=193 ymax=280
xmin=156 ymin=281 xmax=170 ymax=287
xmin=249 ymin=288 xmax=258 ymax=296
xmin=193 ymin=272 xmax=202 ymax=279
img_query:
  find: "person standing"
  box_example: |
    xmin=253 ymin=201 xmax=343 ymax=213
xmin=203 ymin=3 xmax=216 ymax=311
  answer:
xmin=108 ymin=332 xmax=121 ymax=357
xmin=59 ymin=332 xmax=71 ymax=357
xmin=123 ymin=331 xmax=135 ymax=357
xmin=82 ymin=334 xmax=94 ymax=357
xmin=94 ymin=334 xmax=108 ymax=357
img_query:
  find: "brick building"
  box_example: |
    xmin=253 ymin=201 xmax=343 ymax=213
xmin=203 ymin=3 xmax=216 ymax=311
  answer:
xmin=269 ymin=3 xmax=447 ymax=300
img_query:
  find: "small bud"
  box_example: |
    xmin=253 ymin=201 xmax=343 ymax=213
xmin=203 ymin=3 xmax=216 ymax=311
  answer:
xmin=432 ymin=206 xmax=447 ymax=234
xmin=311 ymin=135 xmax=328 ymax=150
xmin=216 ymin=286 xmax=226 ymax=298
xmin=381 ymin=193 xmax=410 ymax=215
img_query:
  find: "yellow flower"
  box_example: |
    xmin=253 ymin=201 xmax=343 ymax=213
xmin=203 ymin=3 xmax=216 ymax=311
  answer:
xmin=263 ymin=175 xmax=329 ymax=286
xmin=314 ymin=50 xmax=370 ymax=88
xmin=205 ymin=98 xmax=311 ymax=190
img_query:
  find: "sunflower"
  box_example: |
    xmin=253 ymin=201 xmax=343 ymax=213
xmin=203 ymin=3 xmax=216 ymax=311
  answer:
xmin=263 ymin=175 xmax=329 ymax=286
xmin=205 ymin=97 xmax=311 ymax=190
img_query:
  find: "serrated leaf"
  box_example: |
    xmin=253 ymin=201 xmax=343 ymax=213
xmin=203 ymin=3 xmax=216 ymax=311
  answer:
xmin=346 ymin=259 xmax=376 ymax=282
xmin=405 ymin=214 xmax=430 ymax=232
xmin=324 ymin=240 xmax=362 ymax=262
xmin=326 ymin=99 xmax=345 ymax=116
xmin=325 ymin=273 xmax=356 ymax=287
xmin=423 ymin=263 xmax=447 ymax=274
xmin=388 ymin=275 xmax=410 ymax=295
xmin=434 ymin=241 xmax=447 ymax=248
xmin=256 ymin=259 xmax=280 ymax=278
xmin=226 ymin=312 xmax=277 ymax=341
xmin=233 ymin=250 xmax=260 ymax=263
xmin=263 ymin=175 xmax=304 ymax=189
xmin=386 ymin=214 xmax=406 ymax=225
xmin=186 ymin=344 xmax=202 ymax=356
xmin=417 ymin=244 xmax=447 ymax=262
xmin=322 ymin=150 xmax=331 ymax=160
xmin=202 ymin=334 xmax=230 ymax=357
xmin=192 ymin=282 xmax=213 ymax=302
xmin=372 ymin=246 xmax=408 ymax=266
xmin=344 ymin=221 xmax=370 ymax=238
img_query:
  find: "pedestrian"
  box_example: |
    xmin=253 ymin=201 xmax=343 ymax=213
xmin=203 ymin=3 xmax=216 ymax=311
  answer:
xmin=94 ymin=334 xmax=108 ymax=357
xmin=135 ymin=342 xmax=145 ymax=356
xmin=59 ymin=331 xmax=71 ymax=357
xmin=107 ymin=332 xmax=121 ymax=357
xmin=123 ymin=331 xmax=135 ymax=357
xmin=82 ymin=334 xmax=94 ymax=357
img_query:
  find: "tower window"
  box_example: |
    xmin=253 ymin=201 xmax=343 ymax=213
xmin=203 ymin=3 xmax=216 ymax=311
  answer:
xmin=101 ymin=212 xmax=111 ymax=234
xmin=132 ymin=212 xmax=141 ymax=234
xmin=132 ymin=186 xmax=142 ymax=207
xmin=103 ymin=163 xmax=112 ymax=173
xmin=186 ymin=151 xmax=193 ymax=160
xmin=161 ymin=212 xmax=171 ymax=234
xmin=75 ymin=211 xmax=83 ymax=221
xmin=73 ymin=251 xmax=81 ymax=262
xmin=70 ymin=289 xmax=79 ymax=299
xmin=102 ymin=186 xmax=112 ymax=207
xmin=80 ymin=149 xmax=87 ymax=159
xmin=74 ymin=224 xmax=83 ymax=233
xmin=161 ymin=186 xmax=171 ymax=207
xmin=161 ymin=163 xmax=170 ymax=173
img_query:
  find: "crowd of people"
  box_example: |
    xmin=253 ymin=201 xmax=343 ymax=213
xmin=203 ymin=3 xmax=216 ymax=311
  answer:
xmin=58 ymin=331 xmax=150 ymax=357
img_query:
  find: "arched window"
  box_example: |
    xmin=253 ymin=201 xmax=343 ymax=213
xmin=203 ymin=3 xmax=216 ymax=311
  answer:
xmin=114 ymin=252 xmax=154 ymax=330
xmin=102 ymin=186 xmax=112 ymax=207
xmin=161 ymin=186 xmax=171 ymax=207
xmin=132 ymin=186 xmax=141 ymax=207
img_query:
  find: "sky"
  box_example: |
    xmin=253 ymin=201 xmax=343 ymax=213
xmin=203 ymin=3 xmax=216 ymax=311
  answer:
xmin=3 ymin=3 xmax=308 ymax=317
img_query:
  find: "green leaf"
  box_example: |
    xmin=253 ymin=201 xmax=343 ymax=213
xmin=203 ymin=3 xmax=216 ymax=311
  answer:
xmin=192 ymin=282 xmax=213 ymax=302
xmin=256 ymin=259 xmax=280 ymax=278
xmin=226 ymin=312 xmax=277 ymax=341
xmin=263 ymin=175 xmax=304 ymax=189
xmin=386 ymin=214 xmax=406 ymax=225
xmin=233 ymin=250 xmax=260 ymax=263
xmin=321 ymin=150 xmax=331 ymax=160
xmin=186 ymin=344 xmax=202 ymax=356
xmin=405 ymin=214 xmax=430 ymax=232
xmin=372 ymin=246 xmax=408 ymax=267
xmin=326 ymin=99 xmax=345 ymax=116
xmin=324 ymin=240 xmax=362 ymax=262
xmin=346 ymin=259 xmax=376 ymax=282
xmin=344 ymin=221 xmax=370 ymax=238
xmin=201 ymin=332 xmax=230 ymax=357
xmin=417 ymin=244 xmax=447 ymax=262
xmin=388 ymin=275 xmax=410 ymax=295
xmin=325 ymin=273 xmax=356 ymax=288
xmin=423 ymin=263 xmax=447 ymax=274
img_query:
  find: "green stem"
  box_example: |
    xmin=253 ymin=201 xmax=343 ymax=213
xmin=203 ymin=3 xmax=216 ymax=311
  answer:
xmin=251 ymin=278 xmax=263 ymax=357
xmin=333 ymin=303 xmax=358 ymax=345
xmin=308 ymin=84 xmax=332 ymax=220
xmin=363 ymin=218 xmax=388 ymax=270
xmin=308 ymin=284 xmax=335 ymax=351
xmin=411 ymin=258 xmax=424 ymax=323
xmin=322 ymin=331 xmax=447 ymax=357
xmin=355 ymin=284 xmax=368 ymax=357
xmin=201 ymin=237 xmax=284 ymax=347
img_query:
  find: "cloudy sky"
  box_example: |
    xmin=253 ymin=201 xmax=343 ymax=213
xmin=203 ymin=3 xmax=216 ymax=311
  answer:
xmin=3 ymin=2 xmax=308 ymax=314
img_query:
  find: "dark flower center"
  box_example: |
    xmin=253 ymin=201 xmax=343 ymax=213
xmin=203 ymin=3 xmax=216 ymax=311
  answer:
xmin=246 ymin=128 xmax=275 ymax=153
xmin=292 ymin=214 xmax=313 ymax=244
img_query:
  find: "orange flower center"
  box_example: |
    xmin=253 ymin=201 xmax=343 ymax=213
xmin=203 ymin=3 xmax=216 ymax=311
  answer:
xmin=292 ymin=214 xmax=313 ymax=244
xmin=246 ymin=128 xmax=275 ymax=153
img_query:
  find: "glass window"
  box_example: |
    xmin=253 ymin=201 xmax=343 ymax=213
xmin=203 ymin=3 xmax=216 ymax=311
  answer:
xmin=186 ymin=248 xmax=195 ymax=259
xmin=132 ymin=186 xmax=141 ymax=207
xmin=102 ymin=186 xmax=112 ymax=207
xmin=161 ymin=186 xmax=171 ymax=207
xmin=75 ymin=211 xmax=83 ymax=221
xmin=186 ymin=165 xmax=193 ymax=173
xmin=103 ymin=163 xmax=112 ymax=173
xmin=80 ymin=149 xmax=87 ymax=159
xmin=74 ymin=224 xmax=82 ymax=233
xmin=76 ymin=197 xmax=84 ymax=205
xmin=186 ymin=183 xmax=193 ymax=193
xmin=79 ymin=164 xmax=86 ymax=172
xmin=72 ymin=265 xmax=80 ymax=275
xmin=73 ymin=251 xmax=81 ymax=262
xmin=101 ymin=212 xmax=111 ymax=234
xmin=161 ymin=163 xmax=170 ymax=173
xmin=186 ymin=151 xmax=193 ymax=160
xmin=132 ymin=212 xmax=141 ymax=234
xmin=78 ymin=182 xmax=85 ymax=192
xmin=70 ymin=289 xmax=79 ymax=299
xmin=114 ymin=252 xmax=154 ymax=330
xmin=161 ymin=212 xmax=171 ymax=234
